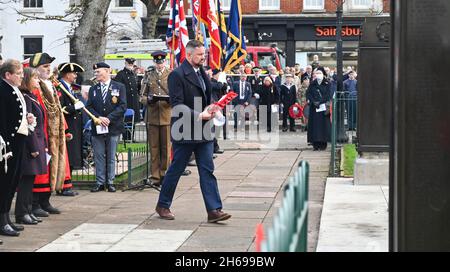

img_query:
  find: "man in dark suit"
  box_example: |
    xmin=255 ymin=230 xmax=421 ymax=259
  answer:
xmin=86 ymin=62 xmax=127 ymax=193
xmin=232 ymin=74 xmax=252 ymax=130
xmin=0 ymin=59 xmax=28 ymax=237
xmin=155 ymin=40 xmax=231 ymax=223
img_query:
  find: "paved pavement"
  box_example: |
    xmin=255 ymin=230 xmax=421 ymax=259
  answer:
xmin=0 ymin=130 xmax=330 ymax=252
xmin=316 ymin=178 xmax=389 ymax=252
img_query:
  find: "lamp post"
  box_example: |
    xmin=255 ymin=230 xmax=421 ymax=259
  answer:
xmin=334 ymin=0 xmax=349 ymax=143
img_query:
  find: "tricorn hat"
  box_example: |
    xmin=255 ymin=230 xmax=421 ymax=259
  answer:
xmin=58 ymin=62 xmax=85 ymax=74
xmin=30 ymin=53 xmax=55 ymax=68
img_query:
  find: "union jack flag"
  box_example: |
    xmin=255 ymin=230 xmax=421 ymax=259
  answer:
xmin=167 ymin=0 xmax=189 ymax=68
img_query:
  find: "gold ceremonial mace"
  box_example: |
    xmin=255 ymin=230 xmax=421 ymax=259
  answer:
xmin=50 ymin=76 xmax=102 ymax=125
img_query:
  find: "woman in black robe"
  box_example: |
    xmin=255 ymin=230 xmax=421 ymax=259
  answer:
xmin=306 ymin=70 xmax=332 ymax=151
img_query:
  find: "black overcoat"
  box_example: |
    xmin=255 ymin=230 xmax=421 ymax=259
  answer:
xmin=168 ymin=60 xmax=214 ymax=144
xmin=306 ymin=79 xmax=332 ymax=143
xmin=59 ymin=80 xmax=83 ymax=170
xmin=114 ymin=68 xmax=141 ymax=122
xmin=22 ymin=91 xmax=47 ymax=175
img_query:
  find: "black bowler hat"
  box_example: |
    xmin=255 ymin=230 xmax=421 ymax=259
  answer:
xmin=212 ymin=69 xmax=221 ymax=76
xmin=125 ymin=58 xmax=136 ymax=64
xmin=58 ymin=62 xmax=85 ymax=74
xmin=151 ymin=51 xmax=167 ymax=64
xmin=93 ymin=62 xmax=111 ymax=70
xmin=30 ymin=53 xmax=55 ymax=68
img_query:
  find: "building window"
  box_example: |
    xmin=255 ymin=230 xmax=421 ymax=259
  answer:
xmin=23 ymin=0 xmax=43 ymax=8
xmin=23 ymin=37 xmax=43 ymax=60
xmin=352 ymin=0 xmax=372 ymax=9
xmin=116 ymin=0 xmax=133 ymax=7
xmin=259 ymin=0 xmax=280 ymax=11
xmin=303 ymin=0 xmax=324 ymax=11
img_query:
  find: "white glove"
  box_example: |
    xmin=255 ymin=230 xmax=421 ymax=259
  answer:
xmin=27 ymin=113 xmax=37 ymax=132
xmin=254 ymin=93 xmax=260 ymax=99
xmin=74 ymin=101 xmax=85 ymax=110
xmin=218 ymin=72 xmax=227 ymax=84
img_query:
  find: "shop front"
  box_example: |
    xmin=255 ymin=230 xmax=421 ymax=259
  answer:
xmin=242 ymin=16 xmax=365 ymax=69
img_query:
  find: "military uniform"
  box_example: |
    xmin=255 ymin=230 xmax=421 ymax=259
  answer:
xmin=140 ymin=51 xmax=171 ymax=185
xmin=114 ymin=58 xmax=141 ymax=141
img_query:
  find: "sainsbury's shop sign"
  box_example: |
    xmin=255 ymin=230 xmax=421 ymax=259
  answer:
xmin=315 ymin=26 xmax=361 ymax=37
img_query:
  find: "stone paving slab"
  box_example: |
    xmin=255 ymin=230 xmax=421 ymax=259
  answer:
xmin=228 ymin=191 xmax=277 ymax=198
xmin=316 ymin=178 xmax=388 ymax=252
xmin=107 ymin=229 xmax=193 ymax=252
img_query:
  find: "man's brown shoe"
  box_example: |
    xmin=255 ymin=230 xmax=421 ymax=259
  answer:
xmin=207 ymin=209 xmax=231 ymax=223
xmin=155 ymin=206 xmax=175 ymax=220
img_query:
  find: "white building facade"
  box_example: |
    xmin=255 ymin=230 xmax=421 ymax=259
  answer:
xmin=0 ymin=0 xmax=146 ymax=64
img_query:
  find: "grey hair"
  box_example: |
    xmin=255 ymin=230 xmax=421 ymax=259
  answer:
xmin=0 ymin=59 xmax=22 ymax=78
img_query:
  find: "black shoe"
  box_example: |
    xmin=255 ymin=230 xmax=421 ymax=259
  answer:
xmin=282 ymin=128 xmax=288 ymax=132
xmin=0 ymin=224 xmax=20 ymax=237
xmin=91 ymin=184 xmax=105 ymax=193
xmin=29 ymin=213 xmax=42 ymax=223
xmin=41 ymin=205 xmax=61 ymax=214
xmin=15 ymin=215 xmax=38 ymax=225
xmin=6 ymin=215 xmax=24 ymax=231
xmin=290 ymin=128 xmax=296 ymax=132
xmin=32 ymin=208 xmax=49 ymax=218
xmin=57 ymin=188 xmax=78 ymax=197
xmin=107 ymin=185 xmax=116 ymax=193
xmin=214 ymin=149 xmax=224 ymax=154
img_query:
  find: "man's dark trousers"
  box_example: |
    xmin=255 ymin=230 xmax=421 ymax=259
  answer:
xmin=157 ymin=141 xmax=222 ymax=211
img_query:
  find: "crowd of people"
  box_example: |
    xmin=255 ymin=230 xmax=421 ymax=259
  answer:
xmin=0 ymin=49 xmax=358 ymax=244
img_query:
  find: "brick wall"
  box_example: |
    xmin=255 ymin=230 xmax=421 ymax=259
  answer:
xmin=237 ymin=0 xmax=391 ymax=14
xmin=281 ymin=0 xmax=302 ymax=14
xmin=241 ymin=0 xmax=259 ymax=14
xmin=383 ymin=0 xmax=390 ymax=12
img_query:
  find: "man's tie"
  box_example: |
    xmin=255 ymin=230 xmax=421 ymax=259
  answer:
xmin=240 ymin=82 xmax=244 ymax=99
xmin=101 ymin=83 xmax=108 ymax=103
xmin=197 ymin=70 xmax=206 ymax=92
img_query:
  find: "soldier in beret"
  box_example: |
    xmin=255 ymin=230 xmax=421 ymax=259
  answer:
xmin=140 ymin=51 xmax=171 ymax=186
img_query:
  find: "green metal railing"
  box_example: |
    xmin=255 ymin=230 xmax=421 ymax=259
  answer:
xmin=261 ymin=161 xmax=309 ymax=252
xmin=330 ymin=93 xmax=358 ymax=176
xmin=72 ymin=146 xmax=147 ymax=189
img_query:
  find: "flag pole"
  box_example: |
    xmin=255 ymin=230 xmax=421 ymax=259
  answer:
xmin=216 ymin=0 xmax=225 ymax=70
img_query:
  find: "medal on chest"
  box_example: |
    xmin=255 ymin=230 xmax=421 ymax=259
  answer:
xmin=111 ymin=88 xmax=120 ymax=104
